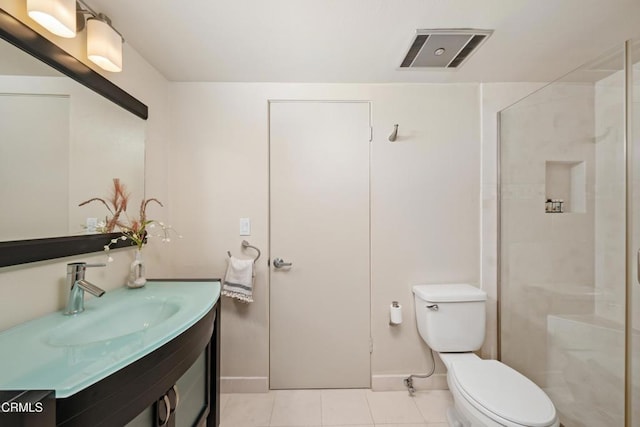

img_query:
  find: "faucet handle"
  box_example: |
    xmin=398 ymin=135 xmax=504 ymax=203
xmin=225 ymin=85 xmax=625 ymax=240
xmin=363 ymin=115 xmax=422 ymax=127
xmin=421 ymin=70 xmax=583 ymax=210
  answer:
xmin=66 ymin=262 xmax=106 ymax=280
xmin=85 ymin=263 xmax=107 ymax=268
xmin=67 ymin=262 xmax=106 ymax=269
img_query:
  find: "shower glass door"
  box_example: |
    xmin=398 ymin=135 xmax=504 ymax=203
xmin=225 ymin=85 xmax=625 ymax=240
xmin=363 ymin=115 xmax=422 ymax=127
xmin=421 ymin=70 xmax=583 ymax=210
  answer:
xmin=499 ymin=43 xmax=628 ymax=426
xmin=630 ymin=37 xmax=640 ymax=427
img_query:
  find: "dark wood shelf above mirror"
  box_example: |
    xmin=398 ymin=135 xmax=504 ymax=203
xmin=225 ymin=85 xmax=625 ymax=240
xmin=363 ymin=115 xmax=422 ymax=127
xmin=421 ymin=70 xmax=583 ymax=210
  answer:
xmin=0 ymin=233 xmax=132 ymax=268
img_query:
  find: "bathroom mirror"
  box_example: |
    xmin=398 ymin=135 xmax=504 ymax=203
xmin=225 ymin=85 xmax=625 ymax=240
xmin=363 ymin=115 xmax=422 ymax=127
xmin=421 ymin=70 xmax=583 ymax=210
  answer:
xmin=0 ymin=8 xmax=147 ymax=267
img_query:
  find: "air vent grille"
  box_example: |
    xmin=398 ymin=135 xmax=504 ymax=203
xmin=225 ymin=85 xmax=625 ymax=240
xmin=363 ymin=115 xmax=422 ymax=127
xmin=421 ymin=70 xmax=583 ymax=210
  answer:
xmin=400 ymin=34 xmax=429 ymax=68
xmin=448 ymin=34 xmax=487 ymax=68
xmin=400 ymin=29 xmax=493 ymax=69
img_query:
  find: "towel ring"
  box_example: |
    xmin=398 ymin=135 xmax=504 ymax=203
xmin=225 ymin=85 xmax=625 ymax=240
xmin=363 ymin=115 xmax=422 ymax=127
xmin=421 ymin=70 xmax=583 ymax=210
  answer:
xmin=242 ymin=240 xmax=261 ymax=262
xmin=227 ymin=240 xmax=261 ymax=263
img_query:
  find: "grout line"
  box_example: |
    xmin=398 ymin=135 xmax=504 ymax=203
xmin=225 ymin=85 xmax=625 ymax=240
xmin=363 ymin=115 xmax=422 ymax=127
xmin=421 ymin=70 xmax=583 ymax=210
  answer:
xmin=410 ymin=391 xmax=428 ymax=424
xmin=364 ymin=389 xmax=377 ymax=425
xmin=267 ymin=390 xmax=277 ymax=427
xmin=219 ymin=393 xmax=230 ymax=417
xmin=320 ymin=389 xmax=325 ymax=426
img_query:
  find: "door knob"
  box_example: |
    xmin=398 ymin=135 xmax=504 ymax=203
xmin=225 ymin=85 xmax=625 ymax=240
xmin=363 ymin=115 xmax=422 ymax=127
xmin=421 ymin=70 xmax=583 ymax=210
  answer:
xmin=273 ymin=258 xmax=292 ymax=268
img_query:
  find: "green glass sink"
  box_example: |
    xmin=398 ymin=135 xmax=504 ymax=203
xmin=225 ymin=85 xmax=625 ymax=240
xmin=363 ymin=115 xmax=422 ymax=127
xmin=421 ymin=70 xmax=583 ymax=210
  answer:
xmin=47 ymin=299 xmax=181 ymax=347
xmin=0 ymin=280 xmax=220 ymax=398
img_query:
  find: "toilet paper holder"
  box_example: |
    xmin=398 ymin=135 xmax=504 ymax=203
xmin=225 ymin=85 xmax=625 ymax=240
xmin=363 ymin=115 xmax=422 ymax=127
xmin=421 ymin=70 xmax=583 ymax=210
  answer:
xmin=389 ymin=301 xmax=403 ymax=326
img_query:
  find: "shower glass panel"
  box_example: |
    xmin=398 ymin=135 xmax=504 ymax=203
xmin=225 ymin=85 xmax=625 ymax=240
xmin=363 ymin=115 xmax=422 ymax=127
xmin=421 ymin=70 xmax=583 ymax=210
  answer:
xmin=631 ymin=37 xmax=640 ymax=427
xmin=499 ymin=44 xmax=626 ymax=426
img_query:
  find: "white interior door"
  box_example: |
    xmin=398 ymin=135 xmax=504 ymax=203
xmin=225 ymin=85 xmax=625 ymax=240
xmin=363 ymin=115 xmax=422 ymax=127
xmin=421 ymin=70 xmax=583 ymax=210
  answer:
xmin=269 ymin=101 xmax=371 ymax=389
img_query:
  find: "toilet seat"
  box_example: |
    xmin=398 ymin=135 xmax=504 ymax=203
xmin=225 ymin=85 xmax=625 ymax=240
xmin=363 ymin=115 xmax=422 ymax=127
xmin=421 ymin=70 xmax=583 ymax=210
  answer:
xmin=449 ymin=360 xmax=557 ymax=427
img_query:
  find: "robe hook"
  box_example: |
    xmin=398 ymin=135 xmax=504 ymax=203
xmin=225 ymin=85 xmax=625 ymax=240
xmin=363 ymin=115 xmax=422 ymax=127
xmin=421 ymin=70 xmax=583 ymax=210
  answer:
xmin=388 ymin=124 xmax=398 ymax=142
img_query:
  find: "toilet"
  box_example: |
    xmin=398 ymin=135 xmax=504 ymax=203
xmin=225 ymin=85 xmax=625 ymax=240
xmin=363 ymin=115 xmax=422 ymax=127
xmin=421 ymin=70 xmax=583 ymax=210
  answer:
xmin=412 ymin=284 xmax=559 ymax=427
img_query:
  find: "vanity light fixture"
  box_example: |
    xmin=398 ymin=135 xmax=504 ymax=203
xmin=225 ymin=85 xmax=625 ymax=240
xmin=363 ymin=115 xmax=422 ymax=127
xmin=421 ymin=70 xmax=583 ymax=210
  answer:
xmin=77 ymin=0 xmax=123 ymax=73
xmin=27 ymin=0 xmax=77 ymax=38
xmin=26 ymin=0 xmax=124 ymax=72
xmin=86 ymin=15 xmax=122 ymax=72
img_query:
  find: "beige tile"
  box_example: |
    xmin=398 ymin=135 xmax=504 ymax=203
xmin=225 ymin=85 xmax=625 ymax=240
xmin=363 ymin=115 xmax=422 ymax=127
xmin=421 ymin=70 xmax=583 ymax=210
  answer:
xmin=372 ymin=424 xmax=427 ymax=427
xmin=221 ymin=392 xmax=275 ymax=427
xmin=365 ymin=390 xmax=424 ymax=424
xmin=270 ymin=390 xmax=322 ymax=426
xmin=412 ymin=390 xmax=453 ymax=423
xmin=321 ymin=389 xmax=374 ymax=425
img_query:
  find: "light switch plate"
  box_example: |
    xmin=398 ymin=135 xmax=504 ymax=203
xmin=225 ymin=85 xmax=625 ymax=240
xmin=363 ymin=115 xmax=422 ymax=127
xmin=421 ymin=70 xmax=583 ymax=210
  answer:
xmin=240 ymin=218 xmax=251 ymax=236
xmin=86 ymin=217 xmax=98 ymax=233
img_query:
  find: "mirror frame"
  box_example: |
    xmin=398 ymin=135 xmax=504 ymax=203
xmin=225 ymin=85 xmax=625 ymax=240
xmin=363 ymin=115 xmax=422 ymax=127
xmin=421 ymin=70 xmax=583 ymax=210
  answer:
xmin=0 ymin=8 xmax=147 ymax=268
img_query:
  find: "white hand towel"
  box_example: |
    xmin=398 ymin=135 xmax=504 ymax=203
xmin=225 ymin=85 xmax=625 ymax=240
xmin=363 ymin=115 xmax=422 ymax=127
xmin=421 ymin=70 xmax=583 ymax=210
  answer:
xmin=222 ymin=256 xmax=255 ymax=303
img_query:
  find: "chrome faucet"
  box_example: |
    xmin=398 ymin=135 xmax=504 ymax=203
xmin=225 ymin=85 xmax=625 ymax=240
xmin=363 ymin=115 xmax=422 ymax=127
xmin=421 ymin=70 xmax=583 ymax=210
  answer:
xmin=64 ymin=262 xmax=106 ymax=315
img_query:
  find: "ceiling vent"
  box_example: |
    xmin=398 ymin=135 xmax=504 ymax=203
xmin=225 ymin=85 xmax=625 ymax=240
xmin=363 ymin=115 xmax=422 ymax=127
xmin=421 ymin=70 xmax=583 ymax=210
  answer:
xmin=400 ymin=29 xmax=493 ymax=69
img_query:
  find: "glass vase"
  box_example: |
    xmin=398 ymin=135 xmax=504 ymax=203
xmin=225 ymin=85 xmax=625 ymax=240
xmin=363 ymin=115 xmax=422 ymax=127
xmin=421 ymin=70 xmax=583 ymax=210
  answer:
xmin=127 ymin=249 xmax=147 ymax=288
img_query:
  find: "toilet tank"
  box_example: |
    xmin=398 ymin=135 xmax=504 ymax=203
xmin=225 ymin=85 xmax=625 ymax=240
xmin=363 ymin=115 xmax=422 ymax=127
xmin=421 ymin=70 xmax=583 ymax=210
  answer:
xmin=412 ymin=284 xmax=487 ymax=352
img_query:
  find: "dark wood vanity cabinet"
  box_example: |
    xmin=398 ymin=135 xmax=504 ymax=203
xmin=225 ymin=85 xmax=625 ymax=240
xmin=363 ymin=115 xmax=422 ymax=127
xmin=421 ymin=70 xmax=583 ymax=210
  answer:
xmin=138 ymin=349 xmax=209 ymax=427
xmin=55 ymin=298 xmax=221 ymax=427
xmin=127 ymin=349 xmax=210 ymax=427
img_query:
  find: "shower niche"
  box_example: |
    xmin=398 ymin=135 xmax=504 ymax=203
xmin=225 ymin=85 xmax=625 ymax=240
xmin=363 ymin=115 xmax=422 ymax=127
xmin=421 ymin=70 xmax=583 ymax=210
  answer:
xmin=544 ymin=160 xmax=586 ymax=213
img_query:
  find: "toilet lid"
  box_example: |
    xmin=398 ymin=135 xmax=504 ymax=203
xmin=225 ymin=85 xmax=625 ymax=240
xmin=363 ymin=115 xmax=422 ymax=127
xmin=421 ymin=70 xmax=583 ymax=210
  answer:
xmin=450 ymin=360 xmax=557 ymax=427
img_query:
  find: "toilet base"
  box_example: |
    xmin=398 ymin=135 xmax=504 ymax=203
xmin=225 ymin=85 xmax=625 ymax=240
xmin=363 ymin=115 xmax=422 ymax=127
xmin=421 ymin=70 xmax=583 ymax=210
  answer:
xmin=447 ymin=383 xmax=503 ymax=427
xmin=446 ymin=406 xmax=466 ymax=427
xmin=447 ymin=379 xmax=503 ymax=426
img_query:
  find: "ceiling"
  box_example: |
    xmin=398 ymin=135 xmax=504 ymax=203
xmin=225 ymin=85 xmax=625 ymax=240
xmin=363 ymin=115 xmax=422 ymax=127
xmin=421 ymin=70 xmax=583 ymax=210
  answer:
xmin=88 ymin=0 xmax=640 ymax=83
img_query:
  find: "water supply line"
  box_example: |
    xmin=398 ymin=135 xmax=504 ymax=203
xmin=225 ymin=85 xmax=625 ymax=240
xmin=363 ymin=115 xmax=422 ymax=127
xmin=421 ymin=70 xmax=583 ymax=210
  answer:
xmin=404 ymin=348 xmax=436 ymax=396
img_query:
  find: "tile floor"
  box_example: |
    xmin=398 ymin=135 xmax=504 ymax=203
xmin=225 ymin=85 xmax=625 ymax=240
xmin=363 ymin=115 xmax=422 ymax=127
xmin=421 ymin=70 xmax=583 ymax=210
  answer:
xmin=219 ymin=389 xmax=453 ymax=427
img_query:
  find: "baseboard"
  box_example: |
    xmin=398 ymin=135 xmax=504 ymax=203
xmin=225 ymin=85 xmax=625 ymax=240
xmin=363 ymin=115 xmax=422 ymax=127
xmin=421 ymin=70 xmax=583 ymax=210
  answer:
xmin=220 ymin=374 xmax=447 ymax=393
xmin=220 ymin=376 xmax=269 ymax=393
xmin=371 ymin=373 xmax=448 ymax=391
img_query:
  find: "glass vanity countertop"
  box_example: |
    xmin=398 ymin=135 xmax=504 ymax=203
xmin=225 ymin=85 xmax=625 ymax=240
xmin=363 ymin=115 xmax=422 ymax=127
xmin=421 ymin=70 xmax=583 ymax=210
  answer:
xmin=0 ymin=280 xmax=220 ymax=398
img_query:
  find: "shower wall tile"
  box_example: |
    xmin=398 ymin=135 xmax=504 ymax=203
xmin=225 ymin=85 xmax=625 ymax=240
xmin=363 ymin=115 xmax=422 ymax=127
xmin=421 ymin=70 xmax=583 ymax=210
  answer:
xmin=548 ymin=239 xmax=594 ymax=285
xmin=594 ymin=72 xmax=626 ymax=325
xmin=501 ymin=197 xmax=551 ymax=244
xmin=546 ymin=314 xmax=625 ymax=426
xmin=550 ymin=213 xmax=594 ymax=244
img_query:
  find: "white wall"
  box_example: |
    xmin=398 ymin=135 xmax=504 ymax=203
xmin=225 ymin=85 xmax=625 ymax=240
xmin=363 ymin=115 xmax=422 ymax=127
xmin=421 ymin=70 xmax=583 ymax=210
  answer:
xmin=164 ymin=83 xmax=482 ymax=390
xmin=0 ymin=2 xmax=170 ymax=330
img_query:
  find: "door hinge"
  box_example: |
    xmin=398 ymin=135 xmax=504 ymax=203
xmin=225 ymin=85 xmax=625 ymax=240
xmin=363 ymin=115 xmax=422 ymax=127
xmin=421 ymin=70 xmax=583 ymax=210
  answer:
xmin=369 ymin=337 xmax=373 ymax=354
xmin=369 ymin=126 xmax=373 ymax=142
